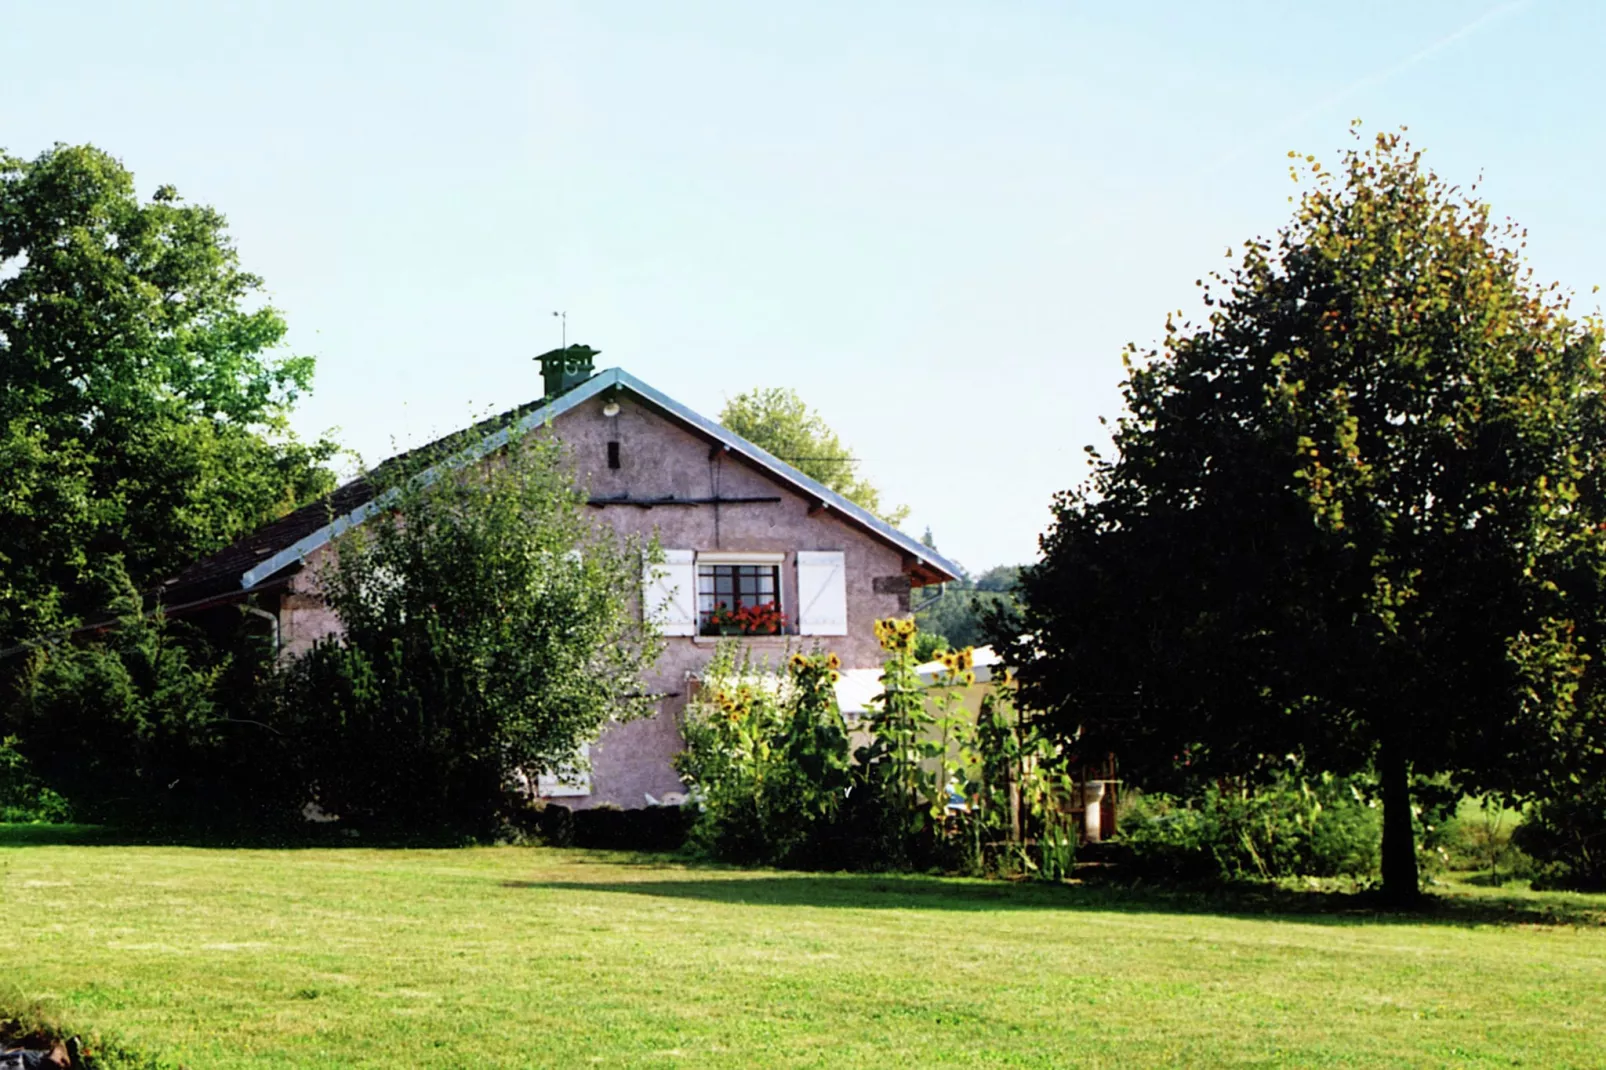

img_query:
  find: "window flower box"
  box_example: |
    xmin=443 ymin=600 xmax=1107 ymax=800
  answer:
xmin=701 ymin=601 xmax=787 ymax=637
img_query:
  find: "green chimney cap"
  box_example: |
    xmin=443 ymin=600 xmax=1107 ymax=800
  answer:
xmin=535 ymin=344 xmax=600 ymax=399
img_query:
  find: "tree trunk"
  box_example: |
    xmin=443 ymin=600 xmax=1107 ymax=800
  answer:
xmin=1379 ymin=738 xmax=1420 ymax=908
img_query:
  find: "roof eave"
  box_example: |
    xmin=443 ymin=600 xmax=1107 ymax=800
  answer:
xmin=609 ymin=369 xmax=963 ymax=583
xmin=233 ymin=366 xmax=963 ymax=591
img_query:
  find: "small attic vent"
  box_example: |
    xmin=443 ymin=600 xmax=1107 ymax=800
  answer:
xmin=536 ymin=344 xmax=600 ymax=399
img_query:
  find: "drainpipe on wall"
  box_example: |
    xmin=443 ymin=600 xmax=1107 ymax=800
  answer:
xmin=242 ymin=605 xmax=280 ymax=656
xmin=910 ymin=581 xmax=946 ymax=614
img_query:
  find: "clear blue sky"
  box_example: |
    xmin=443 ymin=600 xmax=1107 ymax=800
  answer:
xmin=3 ymin=1 xmax=1600 ymax=573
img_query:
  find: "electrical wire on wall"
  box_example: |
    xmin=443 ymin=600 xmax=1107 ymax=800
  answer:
xmin=708 ymin=449 xmax=723 ymax=548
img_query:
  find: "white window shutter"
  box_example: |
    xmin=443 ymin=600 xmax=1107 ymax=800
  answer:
xmin=643 ymin=549 xmax=697 ymax=636
xmin=796 ymin=550 xmax=847 ymax=636
xmin=537 ymin=743 xmax=592 ymax=798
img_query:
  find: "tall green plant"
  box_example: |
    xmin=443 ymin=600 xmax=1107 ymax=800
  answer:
xmin=0 ymin=734 xmax=70 ymax=822
xmin=12 ymin=562 xmax=240 ymax=822
xmin=851 ymin=618 xmax=940 ymax=866
xmin=944 ymin=664 xmax=1075 ymax=880
xmin=676 ymin=645 xmax=851 ymax=864
xmin=273 ymin=433 xmax=660 ymax=832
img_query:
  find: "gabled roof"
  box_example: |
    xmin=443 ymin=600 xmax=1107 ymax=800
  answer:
xmin=163 ymin=368 xmax=960 ymax=602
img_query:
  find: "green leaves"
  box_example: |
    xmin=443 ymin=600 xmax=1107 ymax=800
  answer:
xmin=275 ymin=433 xmax=660 ymax=830
xmin=719 ymin=387 xmax=910 ymax=527
xmin=0 ymin=144 xmax=336 ymax=645
xmin=1006 ymin=127 xmax=1606 ymax=902
xmin=676 ymin=646 xmax=851 ymax=865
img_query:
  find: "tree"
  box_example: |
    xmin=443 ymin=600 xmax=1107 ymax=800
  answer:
xmin=13 ymin=560 xmax=250 ymax=823
xmin=1001 ymin=129 xmax=1606 ymax=905
xmin=0 ymin=144 xmax=336 ymax=647
xmin=719 ymin=387 xmax=909 ymax=526
xmin=912 ymin=531 xmax=1021 ymax=651
xmin=272 ymin=434 xmax=662 ymax=831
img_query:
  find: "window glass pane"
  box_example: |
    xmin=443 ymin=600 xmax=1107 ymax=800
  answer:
xmin=696 ymin=561 xmax=785 ymax=628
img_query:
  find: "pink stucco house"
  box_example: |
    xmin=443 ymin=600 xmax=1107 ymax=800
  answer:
xmin=162 ymin=352 xmax=961 ymax=808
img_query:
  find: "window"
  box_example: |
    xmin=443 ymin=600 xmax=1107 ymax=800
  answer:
xmin=697 ymin=553 xmax=786 ymax=635
xmin=535 ymin=742 xmax=591 ymax=798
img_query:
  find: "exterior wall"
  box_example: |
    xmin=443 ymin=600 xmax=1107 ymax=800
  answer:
xmin=270 ymin=388 xmax=922 ymax=810
xmin=278 ymin=557 xmax=342 ymax=660
xmin=556 ymin=392 xmax=916 ymax=807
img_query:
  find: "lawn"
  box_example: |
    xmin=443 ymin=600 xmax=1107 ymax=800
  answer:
xmin=3 ymin=828 xmax=1605 ymax=1068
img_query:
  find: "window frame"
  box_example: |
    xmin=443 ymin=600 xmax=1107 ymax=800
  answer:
xmin=696 ymin=551 xmax=786 ymax=635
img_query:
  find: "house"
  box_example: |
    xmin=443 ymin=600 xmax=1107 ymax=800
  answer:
xmin=160 ymin=349 xmax=962 ymax=808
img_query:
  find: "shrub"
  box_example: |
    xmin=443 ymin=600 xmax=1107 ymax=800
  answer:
xmin=1117 ymin=770 xmax=1382 ymax=881
xmin=0 ymin=735 xmax=71 ymax=823
xmin=571 ymin=805 xmax=696 ymax=851
xmin=675 ymin=644 xmax=851 ymax=865
xmin=1427 ymin=796 xmax=1535 ymax=883
xmin=1513 ymin=785 xmax=1606 ymax=890
xmin=9 ymin=564 xmax=244 ymax=824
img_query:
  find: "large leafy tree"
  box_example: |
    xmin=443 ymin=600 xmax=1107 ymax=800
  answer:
xmin=720 ymin=387 xmax=909 ymax=526
xmin=1002 ymin=130 xmax=1606 ymax=904
xmin=274 ymin=434 xmax=663 ymax=830
xmin=0 ymin=144 xmax=335 ymax=644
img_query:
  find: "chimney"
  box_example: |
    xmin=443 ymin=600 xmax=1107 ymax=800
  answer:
xmin=536 ymin=344 xmax=600 ymax=399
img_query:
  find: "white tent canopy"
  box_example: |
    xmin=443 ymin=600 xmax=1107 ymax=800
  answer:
xmin=833 ymin=645 xmax=1001 ymax=717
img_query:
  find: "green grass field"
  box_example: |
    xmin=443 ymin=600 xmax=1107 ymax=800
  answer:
xmin=3 ymin=827 xmax=1605 ymax=1068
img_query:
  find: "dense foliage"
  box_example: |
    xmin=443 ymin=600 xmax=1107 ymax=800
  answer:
xmin=0 ymin=734 xmax=70 ymax=823
xmin=272 ymin=434 xmax=661 ymax=831
xmin=675 ymin=647 xmax=852 ymax=864
xmin=11 ymin=562 xmax=264 ymax=823
xmin=915 ymin=565 xmax=1020 ymax=650
xmin=1118 ymin=770 xmax=1382 ymax=882
xmin=679 ymin=621 xmax=1074 ymax=876
xmin=719 ymin=387 xmax=909 ymax=526
xmin=0 ymin=144 xmax=336 ymax=649
xmin=1000 ymin=129 xmax=1606 ymax=904
xmin=1514 ymin=785 xmax=1606 ymax=889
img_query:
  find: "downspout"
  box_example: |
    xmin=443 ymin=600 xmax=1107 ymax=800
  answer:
xmin=910 ymin=580 xmax=946 ymax=614
xmin=242 ymin=604 xmax=281 ymax=656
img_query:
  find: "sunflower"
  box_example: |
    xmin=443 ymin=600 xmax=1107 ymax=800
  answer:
xmin=788 ymin=653 xmax=809 ymax=673
xmin=826 ymin=652 xmax=842 ymax=670
xmin=955 ymin=647 xmax=974 ymax=672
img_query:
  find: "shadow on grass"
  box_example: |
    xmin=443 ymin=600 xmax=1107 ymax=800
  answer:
xmin=11 ymin=822 xmax=1603 ymax=931
xmin=503 ymin=868 xmax=1606 ymax=930
xmin=0 ymin=821 xmax=480 ymax=850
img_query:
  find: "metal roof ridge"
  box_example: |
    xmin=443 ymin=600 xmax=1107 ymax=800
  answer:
xmin=605 ymin=368 xmax=962 ymax=581
xmin=239 ymin=366 xmax=960 ymax=590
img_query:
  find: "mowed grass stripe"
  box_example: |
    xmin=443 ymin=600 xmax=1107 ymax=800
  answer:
xmin=3 ymin=840 xmax=1605 ymax=1067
